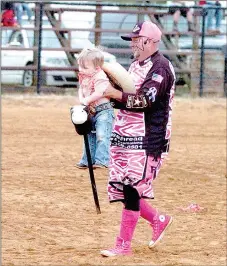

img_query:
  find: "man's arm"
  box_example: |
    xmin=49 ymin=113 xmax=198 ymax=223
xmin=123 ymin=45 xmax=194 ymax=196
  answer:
xmin=105 ymin=68 xmax=170 ymax=112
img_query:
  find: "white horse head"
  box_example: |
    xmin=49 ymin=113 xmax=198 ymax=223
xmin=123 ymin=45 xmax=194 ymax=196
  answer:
xmin=70 ymin=105 xmax=88 ymax=125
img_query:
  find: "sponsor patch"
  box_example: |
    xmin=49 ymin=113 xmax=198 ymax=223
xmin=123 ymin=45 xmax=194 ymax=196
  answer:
xmin=152 ymin=73 xmax=163 ymax=83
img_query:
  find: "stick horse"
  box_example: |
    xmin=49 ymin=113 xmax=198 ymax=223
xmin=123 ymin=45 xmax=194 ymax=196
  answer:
xmin=70 ymin=62 xmax=136 ymax=214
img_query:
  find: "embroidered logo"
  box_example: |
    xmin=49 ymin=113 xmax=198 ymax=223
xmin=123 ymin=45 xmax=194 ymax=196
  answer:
xmin=126 ymin=95 xmax=148 ymax=108
xmin=146 ymin=87 xmax=157 ymax=102
xmin=132 ymin=24 xmax=141 ymax=33
xmin=152 ymin=73 xmax=163 ymax=83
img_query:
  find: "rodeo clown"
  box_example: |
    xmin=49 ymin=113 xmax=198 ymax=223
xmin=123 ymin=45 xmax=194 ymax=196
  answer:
xmin=100 ymin=21 xmax=176 ymax=257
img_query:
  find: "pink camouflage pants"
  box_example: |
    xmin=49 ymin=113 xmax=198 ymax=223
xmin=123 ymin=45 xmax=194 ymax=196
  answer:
xmin=107 ymin=146 xmax=163 ymax=202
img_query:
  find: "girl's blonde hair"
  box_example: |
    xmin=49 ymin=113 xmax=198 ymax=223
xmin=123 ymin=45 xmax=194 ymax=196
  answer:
xmin=77 ymin=47 xmax=104 ymax=69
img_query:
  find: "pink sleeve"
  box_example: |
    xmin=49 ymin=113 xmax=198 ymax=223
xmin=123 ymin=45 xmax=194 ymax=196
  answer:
xmin=83 ymin=71 xmax=110 ymax=105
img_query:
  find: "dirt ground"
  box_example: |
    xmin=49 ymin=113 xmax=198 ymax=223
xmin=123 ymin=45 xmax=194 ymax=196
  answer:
xmin=2 ymin=95 xmax=226 ymax=266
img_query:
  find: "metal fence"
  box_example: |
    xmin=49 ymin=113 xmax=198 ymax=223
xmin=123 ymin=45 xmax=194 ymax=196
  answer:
xmin=1 ymin=1 xmax=227 ymax=96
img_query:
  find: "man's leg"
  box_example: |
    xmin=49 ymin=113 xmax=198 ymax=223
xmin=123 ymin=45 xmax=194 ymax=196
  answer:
xmin=140 ymin=199 xmax=173 ymax=248
xmin=14 ymin=3 xmax=23 ymax=26
xmin=22 ymin=4 xmax=32 ymax=22
xmin=139 ymin=156 xmax=173 ymax=248
xmin=186 ymin=9 xmax=195 ymax=31
xmin=205 ymin=3 xmax=216 ymax=32
xmin=101 ymin=185 xmax=140 ymax=257
xmin=172 ymin=10 xmax=181 ymax=32
xmin=215 ymin=3 xmax=222 ymax=32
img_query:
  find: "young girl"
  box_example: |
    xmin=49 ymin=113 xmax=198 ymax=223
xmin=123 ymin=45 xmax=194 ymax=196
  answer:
xmin=76 ymin=47 xmax=114 ymax=169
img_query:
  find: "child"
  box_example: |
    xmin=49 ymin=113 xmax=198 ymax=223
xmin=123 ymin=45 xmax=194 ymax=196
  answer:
xmin=169 ymin=1 xmax=195 ymax=33
xmin=1 ymin=3 xmax=17 ymax=27
xmin=75 ymin=47 xmax=114 ymax=169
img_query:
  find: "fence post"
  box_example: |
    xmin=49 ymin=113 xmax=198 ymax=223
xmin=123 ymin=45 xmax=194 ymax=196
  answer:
xmin=95 ymin=0 xmax=102 ymax=46
xmin=199 ymin=8 xmax=206 ymax=97
xmin=223 ymin=45 xmax=227 ymax=97
xmin=137 ymin=0 xmax=145 ymax=23
xmin=36 ymin=3 xmax=43 ymax=94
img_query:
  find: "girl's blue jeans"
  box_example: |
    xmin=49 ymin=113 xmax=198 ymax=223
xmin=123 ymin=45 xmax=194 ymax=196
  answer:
xmin=79 ymin=108 xmax=114 ymax=167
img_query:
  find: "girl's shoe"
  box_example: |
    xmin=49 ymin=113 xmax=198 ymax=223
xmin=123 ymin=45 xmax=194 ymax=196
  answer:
xmin=93 ymin=164 xmax=108 ymax=169
xmin=75 ymin=163 xmax=88 ymax=169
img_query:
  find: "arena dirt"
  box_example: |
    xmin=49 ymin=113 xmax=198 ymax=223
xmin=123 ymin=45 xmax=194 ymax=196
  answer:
xmin=2 ymin=95 xmax=226 ymax=266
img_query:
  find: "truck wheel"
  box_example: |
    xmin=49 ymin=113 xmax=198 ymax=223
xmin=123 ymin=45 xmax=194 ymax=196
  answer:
xmin=22 ymin=64 xmax=34 ymax=87
xmin=23 ymin=64 xmax=47 ymax=87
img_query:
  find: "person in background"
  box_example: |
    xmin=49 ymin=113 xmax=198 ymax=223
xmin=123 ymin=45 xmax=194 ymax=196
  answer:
xmin=100 ymin=21 xmax=175 ymax=257
xmin=1 ymin=2 xmax=17 ymax=27
xmin=169 ymin=0 xmax=195 ymax=33
xmin=199 ymin=0 xmax=222 ymax=34
xmin=1 ymin=1 xmax=7 ymax=10
xmin=14 ymin=3 xmax=33 ymax=25
xmin=76 ymin=47 xmax=114 ymax=170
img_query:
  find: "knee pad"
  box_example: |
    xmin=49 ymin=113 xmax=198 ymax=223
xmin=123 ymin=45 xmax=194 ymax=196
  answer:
xmin=123 ymin=185 xmax=140 ymax=211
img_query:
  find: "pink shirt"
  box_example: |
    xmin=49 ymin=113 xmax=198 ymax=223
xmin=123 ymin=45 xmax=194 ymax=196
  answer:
xmin=111 ymin=51 xmax=175 ymax=159
xmin=78 ymin=68 xmax=111 ymax=107
xmin=112 ymin=60 xmax=153 ymax=138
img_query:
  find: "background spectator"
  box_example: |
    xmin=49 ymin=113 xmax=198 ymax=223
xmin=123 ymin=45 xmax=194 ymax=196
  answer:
xmin=1 ymin=1 xmax=7 ymax=10
xmin=1 ymin=2 xmax=17 ymax=27
xmin=169 ymin=1 xmax=195 ymax=33
xmin=14 ymin=3 xmax=32 ymax=25
xmin=199 ymin=0 xmax=222 ymax=34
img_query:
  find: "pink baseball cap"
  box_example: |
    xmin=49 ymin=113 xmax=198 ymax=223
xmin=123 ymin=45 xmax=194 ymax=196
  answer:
xmin=121 ymin=21 xmax=162 ymax=42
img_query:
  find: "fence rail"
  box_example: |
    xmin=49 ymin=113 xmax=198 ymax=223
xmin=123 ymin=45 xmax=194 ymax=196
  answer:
xmin=2 ymin=25 xmax=227 ymax=36
xmin=1 ymin=1 xmax=227 ymax=96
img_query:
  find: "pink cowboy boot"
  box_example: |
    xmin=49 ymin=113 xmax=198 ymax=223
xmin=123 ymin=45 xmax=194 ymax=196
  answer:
xmin=100 ymin=208 xmax=140 ymax=257
xmin=140 ymin=199 xmax=173 ymax=248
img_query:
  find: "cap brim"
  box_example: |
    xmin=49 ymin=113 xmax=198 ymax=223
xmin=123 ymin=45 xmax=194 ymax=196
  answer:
xmin=121 ymin=33 xmax=139 ymax=41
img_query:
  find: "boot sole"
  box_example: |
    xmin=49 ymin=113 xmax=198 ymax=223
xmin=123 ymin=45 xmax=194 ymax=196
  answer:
xmin=100 ymin=250 xmax=118 ymax=257
xmin=100 ymin=250 xmax=132 ymax=257
xmin=148 ymin=216 xmax=173 ymax=248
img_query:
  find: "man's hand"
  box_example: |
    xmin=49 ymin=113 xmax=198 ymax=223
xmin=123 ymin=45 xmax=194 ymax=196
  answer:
xmin=81 ymin=98 xmax=88 ymax=106
xmin=104 ymin=84 xmax=123 ymax=100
